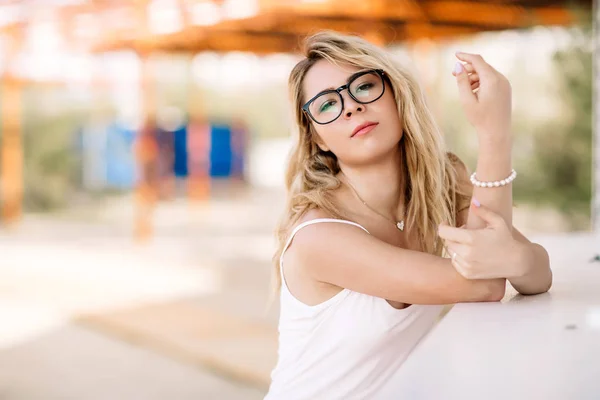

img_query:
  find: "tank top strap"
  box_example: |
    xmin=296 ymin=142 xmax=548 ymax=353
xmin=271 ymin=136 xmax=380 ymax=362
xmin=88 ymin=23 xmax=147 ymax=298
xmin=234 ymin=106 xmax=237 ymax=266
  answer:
xmin=279 ymin=218 xmax=370 ymax=276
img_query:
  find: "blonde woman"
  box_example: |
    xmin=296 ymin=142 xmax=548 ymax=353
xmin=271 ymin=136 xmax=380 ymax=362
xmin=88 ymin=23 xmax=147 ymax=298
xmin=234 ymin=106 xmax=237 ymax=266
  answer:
xmin=266 ymin=31 xmax=552 ymax=400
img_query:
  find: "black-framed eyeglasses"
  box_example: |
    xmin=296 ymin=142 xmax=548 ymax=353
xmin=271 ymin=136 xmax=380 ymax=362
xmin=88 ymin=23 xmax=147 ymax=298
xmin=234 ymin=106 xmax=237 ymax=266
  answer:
xmin=302 ymin=69 xmax=386 ymax=125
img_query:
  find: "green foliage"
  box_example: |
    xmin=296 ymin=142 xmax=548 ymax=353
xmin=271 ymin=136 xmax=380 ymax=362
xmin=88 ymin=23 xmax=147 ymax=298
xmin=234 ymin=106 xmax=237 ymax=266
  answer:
xmin=515 ymin=25 xmax=592 ymax=230
xmin=21 ymin=88 xmax=84 ymax=211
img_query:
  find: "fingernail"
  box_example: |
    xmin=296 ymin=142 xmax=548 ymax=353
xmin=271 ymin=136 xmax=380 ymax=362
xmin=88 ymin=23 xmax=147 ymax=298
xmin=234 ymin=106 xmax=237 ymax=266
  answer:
xmin=472 ymin=198 xmax=481 ymax=208
xmin=454 ymin=62 xmax=463 ymax=74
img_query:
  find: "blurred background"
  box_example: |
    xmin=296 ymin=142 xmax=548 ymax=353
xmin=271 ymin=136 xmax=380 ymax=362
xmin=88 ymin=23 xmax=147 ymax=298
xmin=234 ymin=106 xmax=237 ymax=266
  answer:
xmin=0 ymin=1 xmax=596 ymax=399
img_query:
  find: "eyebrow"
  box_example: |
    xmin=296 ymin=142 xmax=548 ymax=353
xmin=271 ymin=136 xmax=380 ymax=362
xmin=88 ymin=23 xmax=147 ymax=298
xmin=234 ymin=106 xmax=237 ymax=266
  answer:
xmin=309 ymin=69 xmax=369 ymax=100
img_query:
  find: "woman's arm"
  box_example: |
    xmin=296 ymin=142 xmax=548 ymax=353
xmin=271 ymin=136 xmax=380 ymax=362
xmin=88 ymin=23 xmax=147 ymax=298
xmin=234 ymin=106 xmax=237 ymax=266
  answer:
xmin=284 ymin=218 xmax=506 ymax=305
xmin=453 ymin=52 xmax=514 ymax=230
xmin=507 ymin=227 xmax=553 ymax=295
xmin=467 ymin=141 xmax=512 ymax=228
xmin=448 ymin=53 xmax=551 ymax=295
xmin=453 ymin=161 xmax=552 ymax=296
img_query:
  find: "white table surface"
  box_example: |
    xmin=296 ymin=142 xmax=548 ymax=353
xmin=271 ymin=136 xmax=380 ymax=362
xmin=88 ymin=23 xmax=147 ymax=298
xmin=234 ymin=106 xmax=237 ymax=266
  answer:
xmin=391 ymin=233 xmax=600 ymax=400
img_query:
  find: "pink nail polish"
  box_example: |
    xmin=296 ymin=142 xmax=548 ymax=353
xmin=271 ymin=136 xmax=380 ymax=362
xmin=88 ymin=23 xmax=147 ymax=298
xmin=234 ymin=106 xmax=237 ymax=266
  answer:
xmin=472 ymin=198 xmax=481 ymax=208
xmin=454 ymin=62 xmax=463 ymax=74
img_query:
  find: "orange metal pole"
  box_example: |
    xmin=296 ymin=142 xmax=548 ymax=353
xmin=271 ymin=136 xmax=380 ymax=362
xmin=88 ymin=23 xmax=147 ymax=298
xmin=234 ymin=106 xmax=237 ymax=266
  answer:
xmin=0 ymin=30 xmax=23 ymax=227
xmin=134 ymin=53 xmax=158 ymax=242
xmin=186 ymin=67 xmax=211 ymax=203
xmin=132 ymin=0 xmax=158 ymax=242
xmin=0 ymin=77 xmax=23 ymax=226
xmin=187 ymin=118 xmax=211 ymax=202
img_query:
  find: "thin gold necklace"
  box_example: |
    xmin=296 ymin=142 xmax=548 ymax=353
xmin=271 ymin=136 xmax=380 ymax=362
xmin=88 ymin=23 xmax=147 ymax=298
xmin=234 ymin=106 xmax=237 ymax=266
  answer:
xmin=343 ymin=174 xmax=405 ymax=231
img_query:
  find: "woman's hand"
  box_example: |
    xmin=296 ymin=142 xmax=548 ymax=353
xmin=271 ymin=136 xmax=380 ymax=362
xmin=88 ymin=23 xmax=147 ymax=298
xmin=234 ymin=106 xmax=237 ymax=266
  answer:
xmin=438 ymin=201 xmax=523 ymax=280
xmin=452 ymin=52 xmax=512 ymax=141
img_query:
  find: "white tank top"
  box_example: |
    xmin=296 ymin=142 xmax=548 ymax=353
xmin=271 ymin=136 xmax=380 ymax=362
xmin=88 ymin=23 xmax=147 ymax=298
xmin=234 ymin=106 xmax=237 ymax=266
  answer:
xmin=265 ymin=218 xmax=444 ymax=400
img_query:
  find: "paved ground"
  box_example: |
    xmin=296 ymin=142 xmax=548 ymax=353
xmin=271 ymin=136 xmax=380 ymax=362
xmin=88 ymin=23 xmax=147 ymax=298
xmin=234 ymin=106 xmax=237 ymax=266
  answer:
xmin=0 ymin=235 xmax=274 ymax=398
xmin=0 ymin=184 xmax=282 ymax=399
xmin=0 ymin=324 xmax=265 ymax=400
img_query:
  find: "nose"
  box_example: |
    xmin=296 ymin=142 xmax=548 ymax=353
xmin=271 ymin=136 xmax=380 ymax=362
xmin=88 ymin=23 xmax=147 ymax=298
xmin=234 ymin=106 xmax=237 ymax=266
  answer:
xmin=341 ymin=91 xmax=364 ymax=119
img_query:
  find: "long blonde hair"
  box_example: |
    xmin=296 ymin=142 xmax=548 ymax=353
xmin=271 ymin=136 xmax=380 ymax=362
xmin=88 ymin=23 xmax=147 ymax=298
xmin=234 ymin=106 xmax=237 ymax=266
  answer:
xmin=271 ymin=30 xmax=469 ymax=296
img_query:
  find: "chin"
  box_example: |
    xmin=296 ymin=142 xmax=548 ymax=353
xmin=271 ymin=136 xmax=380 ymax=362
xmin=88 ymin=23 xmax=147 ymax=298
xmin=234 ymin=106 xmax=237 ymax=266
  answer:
xmin=346 ymin=144 xmax=400 ymax=166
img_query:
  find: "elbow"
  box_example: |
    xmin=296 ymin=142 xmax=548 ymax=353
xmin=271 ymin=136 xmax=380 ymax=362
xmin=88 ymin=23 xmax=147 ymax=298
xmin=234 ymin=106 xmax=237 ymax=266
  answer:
xmin=543 ymin=271 xmax=553 ymax=293
xmin=514 ymin=246 xmax=553 ymax=296
xmin=538 ymin=257 xmax=554 ymax=294
xmin=517 ymin=270 xmax=553 ymax=296
xmin=536 ymin=269 xmax=553 ymax=294
xmin=531 ymin=245 xmax=553 ymax=294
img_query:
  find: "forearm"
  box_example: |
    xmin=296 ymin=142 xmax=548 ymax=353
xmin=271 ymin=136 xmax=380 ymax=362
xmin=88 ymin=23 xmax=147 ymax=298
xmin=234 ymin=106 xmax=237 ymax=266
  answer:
xmin=467 ymin=134 xmax=513 ymax=229
xmin=415 ymin=259 xmax=506 ymax=304
xmin=509 ymin=241 xmax=553 ymax=295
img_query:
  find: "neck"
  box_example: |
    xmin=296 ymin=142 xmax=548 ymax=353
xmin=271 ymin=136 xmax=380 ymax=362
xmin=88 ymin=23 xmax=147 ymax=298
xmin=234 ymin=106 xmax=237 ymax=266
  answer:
xmin=339 ymin=146 xmax=406 ymax=221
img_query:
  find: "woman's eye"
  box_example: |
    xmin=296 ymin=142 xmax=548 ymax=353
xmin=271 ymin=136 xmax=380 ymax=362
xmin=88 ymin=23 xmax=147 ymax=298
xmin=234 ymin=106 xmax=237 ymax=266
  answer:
xmin=319 ymin=100 xmax=336 ymax=113
xmin=356 ymin=83 xmax=373 ymax=92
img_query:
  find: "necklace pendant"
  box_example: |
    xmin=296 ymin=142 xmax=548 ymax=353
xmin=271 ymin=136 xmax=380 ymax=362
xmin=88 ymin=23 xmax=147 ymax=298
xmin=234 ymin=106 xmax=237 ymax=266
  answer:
xmin=396 ymin=221 xmax=404 ymax=231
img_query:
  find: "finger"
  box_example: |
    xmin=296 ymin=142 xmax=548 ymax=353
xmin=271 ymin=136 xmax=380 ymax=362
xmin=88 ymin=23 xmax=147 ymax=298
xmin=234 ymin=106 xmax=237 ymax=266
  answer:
xmin=450 ymin=252 xmax=474 ymax=279
xmin=438 ymin=223 xmax=475 ymax=244
xmin=453 ymin=62 xmax=477 ymax=106
xmin=444 ymin=241 xmax=471 ymax=260
xmin=455 ymin=52 xmax=495 ymax=77
xmin=468 ymin=72 xmax=480 ymax=84
xmin=471 ymin=81 xmax=480 ymax=91
xmin=470 ymin=199 xmax=505 ymax=227
xmin=451 ymin=62 xmax=475 ymax=76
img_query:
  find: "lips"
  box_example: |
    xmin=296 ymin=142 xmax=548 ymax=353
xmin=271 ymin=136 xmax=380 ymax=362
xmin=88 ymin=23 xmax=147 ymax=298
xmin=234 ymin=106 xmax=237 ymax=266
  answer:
xmin=351 ymin=122 xmax=379 ymax=137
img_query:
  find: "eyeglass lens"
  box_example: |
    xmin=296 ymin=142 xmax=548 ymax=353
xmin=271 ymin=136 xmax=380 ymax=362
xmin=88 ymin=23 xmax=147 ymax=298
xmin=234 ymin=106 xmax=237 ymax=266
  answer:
xmin=308 ymin=71 xmax=384 ymax=124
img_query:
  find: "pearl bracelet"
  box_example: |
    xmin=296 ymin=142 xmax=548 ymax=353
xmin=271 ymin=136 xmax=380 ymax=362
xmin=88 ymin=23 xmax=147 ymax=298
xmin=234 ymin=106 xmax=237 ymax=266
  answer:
xmin=470 ymin=169 xmax=517 ymax=188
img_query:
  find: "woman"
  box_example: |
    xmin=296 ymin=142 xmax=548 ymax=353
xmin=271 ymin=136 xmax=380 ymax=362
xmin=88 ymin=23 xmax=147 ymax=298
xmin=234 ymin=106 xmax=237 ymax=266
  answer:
xmin=266 ymin=31 xmax=552 ymax=400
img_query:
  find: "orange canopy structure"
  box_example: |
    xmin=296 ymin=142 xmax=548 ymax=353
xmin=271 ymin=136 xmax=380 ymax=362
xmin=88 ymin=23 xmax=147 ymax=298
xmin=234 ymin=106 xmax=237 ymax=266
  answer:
xmin=89 ymin=0 xmax=590 ymax=54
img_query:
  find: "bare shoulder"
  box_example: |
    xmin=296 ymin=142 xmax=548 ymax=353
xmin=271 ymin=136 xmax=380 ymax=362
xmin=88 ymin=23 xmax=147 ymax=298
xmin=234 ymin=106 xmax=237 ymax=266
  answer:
xmin=282 ymin=207 xmax=370 ymax=305
xmin=287 ymin=207 xmax=370 ymax=276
